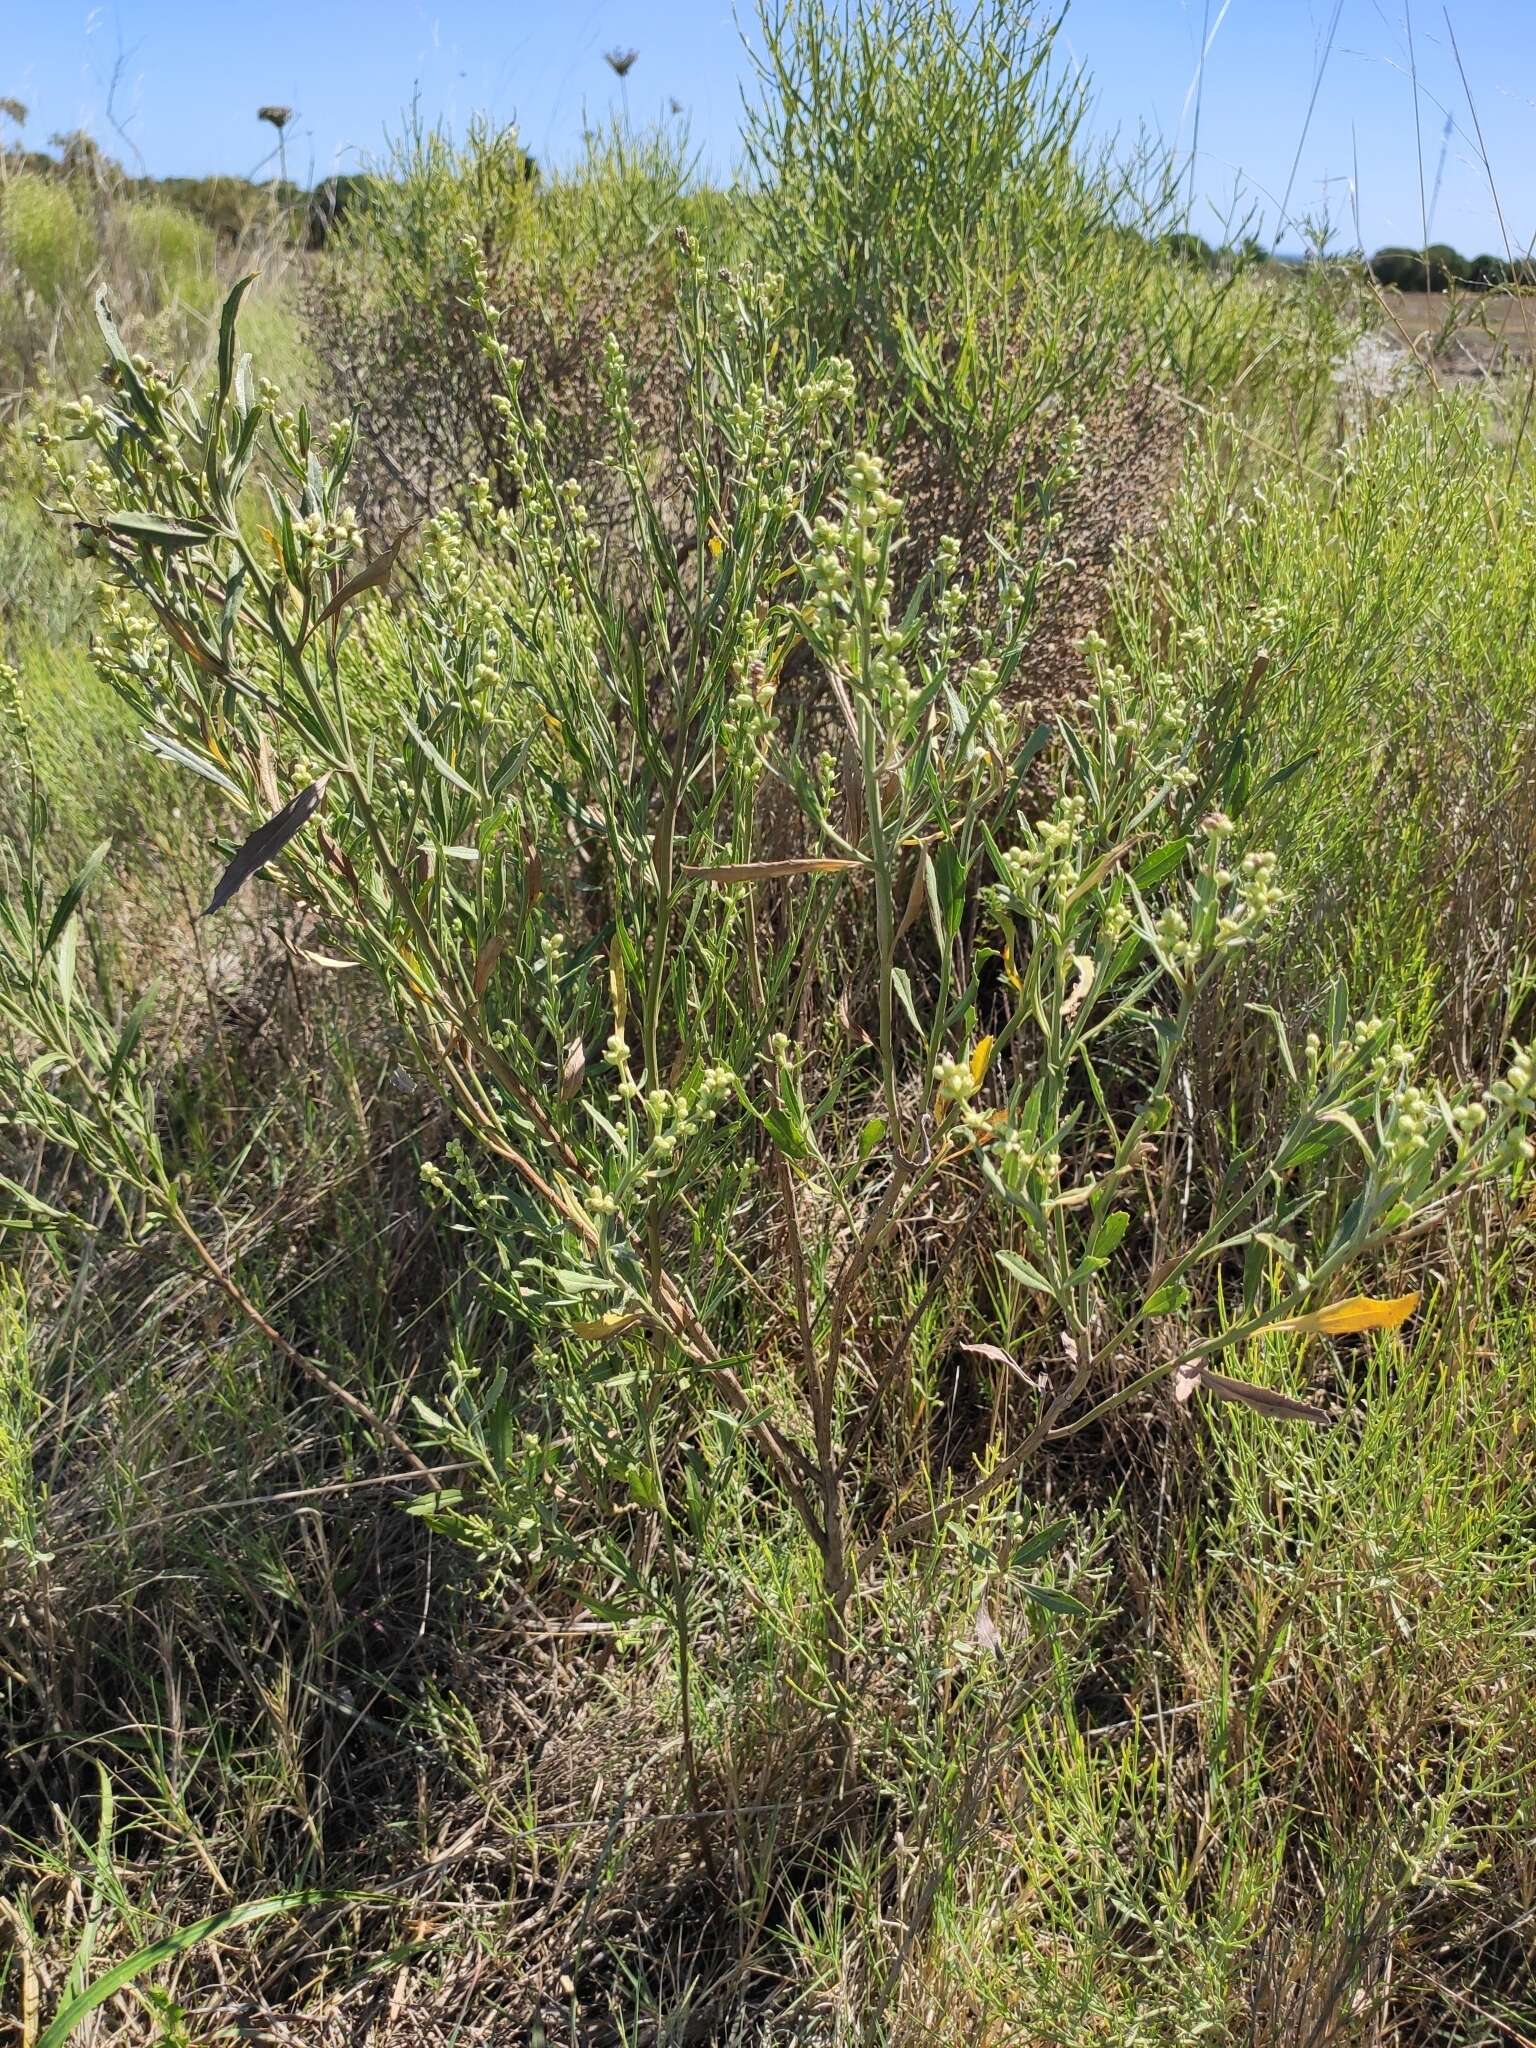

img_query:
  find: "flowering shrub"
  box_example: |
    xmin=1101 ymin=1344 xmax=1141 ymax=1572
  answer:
xmin=3 ymin=267 xmax=1531 ymax=1716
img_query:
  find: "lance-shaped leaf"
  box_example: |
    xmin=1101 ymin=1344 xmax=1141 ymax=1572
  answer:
xmin=94 ymin=287 xmax=149 ymax=409
xmin=1175 ymin=1357 xmax=1333 ymax=1425
xmin=217 ymin=272 xmax=258 ymax=404
xmin=1269 ymin=1292 xmax=1419 ymax=1337
xmin=681 ymin=857 xmax=864 ymax=883
xmin=100 ymin=511 xmax=215 ymax=551
xmin=43 ymin=840 xmax=112 ymax=955
xmin=309 ymin=533 xmax=406 ymax=639
xmin=141 ymin=733 xmax=244 ymax=801
xmin=202 ymin=776 xmax=330 ymax=917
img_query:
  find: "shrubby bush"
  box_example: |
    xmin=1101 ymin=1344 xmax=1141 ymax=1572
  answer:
xmin=8 ymin=273 xmax=1531 ymax=1718
xmin=4 ymin=6 xmax=1534 ymax=2034
xmin=306 ymin=116 xmax=700 ymax=536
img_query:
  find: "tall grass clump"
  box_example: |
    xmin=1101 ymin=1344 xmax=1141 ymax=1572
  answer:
xmin=1107 ymin=392 xmax=1536 ymax=1072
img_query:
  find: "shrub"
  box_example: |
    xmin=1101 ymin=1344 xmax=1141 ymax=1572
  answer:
xmin=306 ymin=116 xmax=698 ymax=535
xmin=118 ymin=199 xmax=216 ymax=311
xmin=0 ymin=171 xmax=96 ymax=305
xmin=8 ymin=279 xmax=1532 ymax=1760
xmin=1109 ymin=395 xmax=1536 ymax=1071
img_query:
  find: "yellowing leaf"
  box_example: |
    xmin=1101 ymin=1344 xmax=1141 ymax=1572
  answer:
xmin=569 ymin=1311 xmax=643 ymax=1342
xmin=682 ymin=857 xmax=863 ymax=883
xmin=1002 ymin=931 xmax=1022 ymax=991
xmin=969 ymin=1035 xmax=995 ymax=1088
xmin=1271 ymin=1292 xmax=1420 ymax=1337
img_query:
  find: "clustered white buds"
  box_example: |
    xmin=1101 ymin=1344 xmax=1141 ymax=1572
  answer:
xmin=800 ymin=452 xmax=917 ymax=720
xmin=293 ymin=505 xmax=362 ymax=560
xmin=724 ymin=656 xmax=777 ymax=765
xmin=995 ymin=793 xmax=1089 ymax=904
xmin=934 ymin=1054 xmax=980 ymax=1107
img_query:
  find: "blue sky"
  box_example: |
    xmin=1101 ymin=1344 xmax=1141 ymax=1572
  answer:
xmin=7 ymin=2 xmax=1534 ymax=258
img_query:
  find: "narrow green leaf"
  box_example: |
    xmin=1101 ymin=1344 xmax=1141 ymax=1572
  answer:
xmin=402 ymin=713 xmax=475 ymax=795
xmin=763 ymin=1106 xmax=809 ymax=1160
xmin=889 ymin=965 xmax=920 ymax=1033
xmin=141 ymin=733 xmax=244 ymax=800
xmin=997 ymin=1248 xmax=1053 ymax=1294
xmin=55 ymin=917 xmax=78 ymax=1012
xmin=38 ymin=1893 xmax=370 ymax=2048
xmin=1129 ymin=838 xmax=1191 ymax=890
xmin=101 ymin=512 xmax=214 ymax=551
xmin=106 ymin=990 xmax=156 ymax=1094
xmin=217 ymin=273 xmax=258 ymax=405
xmin=44 ymin=841 xmax=112 ymax=955
xmin=1021 ymin=1583 xmax=1090 ymax=1619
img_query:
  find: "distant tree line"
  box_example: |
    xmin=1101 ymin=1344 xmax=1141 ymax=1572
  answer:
xmin=1160 ymin=230 xmax=1532 ymax=293
xmin=1368 ymin=244 xmax=1533 ymax=292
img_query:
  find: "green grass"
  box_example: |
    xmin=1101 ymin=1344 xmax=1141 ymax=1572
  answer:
xmin=2 ymin=5 xmax=1535 ymax=2043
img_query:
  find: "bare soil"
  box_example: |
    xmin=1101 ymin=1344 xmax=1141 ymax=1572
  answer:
xmin=1377 ymin=289 xmax=1536 ymax=386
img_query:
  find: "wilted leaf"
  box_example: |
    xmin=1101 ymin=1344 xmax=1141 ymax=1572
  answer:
xmin=202 ymin=776 xmax=329 ymax=917
xmin=1270 ymin=1292 xmax=1419 ymax=1337
xmin=1062 ymin=953 xmax=1095 ymax=1022
xmin=142 ymin=595 xmax=227 ymax=675
xmin=560 ymin=1036 xmax=586 ymax=1101
xmin=681 ymin=857 xmax=863 ymax=883
xmin=968 ymin=1035 xmax=995 ymax=1089
xmin=958 ymin=1340 xmax=1018 ymax=1370
xmin=1172 ymin=1357 xmax=1201 ymax=1404
xmin=971 ymin=1598 xmax=1003 ymax=1651
xmin=311 ymin=534 xmax=405 ymax=637
xmin=473 ymin=930 xmax=509 ymax=1002
xmin=1193 ymin=1366 xmax=1333 ymax=1425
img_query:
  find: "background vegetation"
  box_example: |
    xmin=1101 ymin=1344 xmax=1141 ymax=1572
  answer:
xmin=2 ymin=5 xmax=1534 ymax=2044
